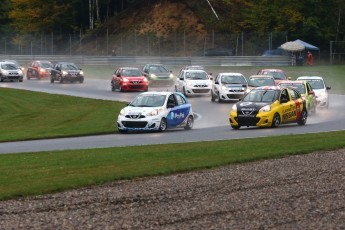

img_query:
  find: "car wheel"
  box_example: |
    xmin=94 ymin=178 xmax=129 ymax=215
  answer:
xmin=218 ymin=94 xmax=223 ymax=103
xmin=60 ymin=77 xmax=63 ymax=83
xmin=119 ymin=84 xmax=124 ymax=92
xmin=184 ymin=115 xmax=194 ymax=130
xmin=158 ymin=118 xmax=167 ymax=132
xmin=271 ymin=113 xmax=280 ymax=128
xmin=50 ymin=78 xmax=54 ymax=83
xmin=211 ymin=92 xmax=216 ymax=102
xmin=297 ymin=109 xmax=308 ymax=125
xmin=118 ymin=129 xmax=128 ymax=134
xmin=80 ymin=79 xmax=84 ymax=83
xmin=231 ymin=125 xmax=241 ymax=130
xmin=19 ymin=79 xmax=23 ymax=82
xmin=111 ymin=82 xmax=116 ymax=91
xmin=183 ymin=87 xmax=187 ymax=97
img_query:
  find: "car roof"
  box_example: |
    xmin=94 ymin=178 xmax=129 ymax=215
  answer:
xmin=278 ymin=80 xmax=305 ymax=84
xmin=259 ymin=69 xmax=284 ymax=72
xmin=249 ymin=75 xmax=274 ymax=79
xmin=218 ymin=72 xmax=244 ymax=76
xmin=139 ymin=91 xmax=173 ymax=96
xmin=297 ymin=76 xmax=324 ymax=80
xmin=0 ymin=61 xmax=18 ymax=65
xmin=120 ymin=67 xmax=140 ymax=69
xmin=255 ymin=86 xmax=281 ymax=90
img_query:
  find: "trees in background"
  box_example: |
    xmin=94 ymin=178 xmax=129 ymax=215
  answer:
xmin=0 ymin=0 xmax=344 ymax=54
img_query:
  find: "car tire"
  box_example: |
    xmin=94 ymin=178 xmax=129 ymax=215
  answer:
xmin=218 ymin=94 xmax=223 ymax=103
xmin=80 ymin=79 xmax=84 ymax=83
xmin=211 ymin=92 xmax=216 ymax=102
xmin=271 ymin=113 xmax=280 ymax=128
xmin=231 ymin=125 xmax=241 ymax=130
xmin=297 ymin=109 xmax=308 ymax=125
xmin=119 ymin=84 xmax=124 ymax=92
xmin=50 ymin=78 xmax=54 ymax=83
xmin=184 ymin=115 xmax=194 ymax=130
xmin=60 ymin=77 xmax=63 ymax=83
xmin=111 ymin=82 xmax=115 ymax=92
xmin=158 ymin=118 xmax=167 ymax=132
xmin=118 ymin=129 xmax=128 ymax=134
xmin=183 ymin=87 xmax=187 ymax=97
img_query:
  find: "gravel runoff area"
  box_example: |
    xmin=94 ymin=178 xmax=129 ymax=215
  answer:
xmin=1 ymin=149 xmax=345 ymax=229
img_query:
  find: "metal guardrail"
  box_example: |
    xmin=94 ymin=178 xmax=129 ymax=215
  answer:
xmin=0 ymin=55 xmax=291 ymax=67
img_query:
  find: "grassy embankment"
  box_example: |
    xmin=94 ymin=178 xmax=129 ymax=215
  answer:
xmin=0 ymin=64 xmax=344 ymax=200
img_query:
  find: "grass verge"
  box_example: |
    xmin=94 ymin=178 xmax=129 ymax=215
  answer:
xmin=0 ymin=131 xmax=345 ymax=200
xmin=0 ymin=88 xmax=126 ymax=142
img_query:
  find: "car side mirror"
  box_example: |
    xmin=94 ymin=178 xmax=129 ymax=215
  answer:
xmin=56 ymin=67 xmax=61 ymax=71
xmin=326 ymin=86 xmax=331 ymax=90
xmin=309 ymin=91 xmax=315 ymax=95
xmin=116 ymin=73 xmax=121 ymax=77
xmin=179 ymin=77 xmax=184 ymax=80
xmin=215 ymin=81 xmax=219 ymax=85
xmin=288 ymin=76 xmax=292 ymax=80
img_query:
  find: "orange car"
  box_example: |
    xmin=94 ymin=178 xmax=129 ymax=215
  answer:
xmin=27 ymin=60 xmax=53 ymax=80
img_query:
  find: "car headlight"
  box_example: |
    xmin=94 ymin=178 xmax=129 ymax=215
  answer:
xmin=40 ymin=68 xmax=46 ymax=73
xmin=119 ymin=109 xmax=125 ymax=116
xmin=80 ymin=71 xmax=84 ymax=75
xmin=320 ymin=91 xmax=326 ymax=97
xmin=150 ymin=73 xmax=157 ymax=79
xmin=143 ymin=78 xmax=148 ymax=83
xmin=186 ymin=81 xmax=194 ymax=87
xmin=122 ymin=78 xmax=129 ymax=83
xmin=245 ymin=88 xmax=251 ymax=93
xmin=2 ymin=70 xmax=9 ymax=75
xmin=231 ymin=104 xmax=237 ymax=112
xmin=259 ymin=105 xmax=271 ymax=112
xmin=169 ymin=73 xmax=174 ymax=79
xmin=62 ymin=71 xmax=68 ymax=76
xmin=221 ymin=85 xmax=227 ymax=91
xmin=147 ymin=108 xmax=163 ymax=116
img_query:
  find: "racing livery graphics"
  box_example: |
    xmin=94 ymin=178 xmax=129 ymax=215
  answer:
xmin=117 ymin=92 xmax=194 ymax=133
xmin=229 ymin=86 xmax=307 ymax=129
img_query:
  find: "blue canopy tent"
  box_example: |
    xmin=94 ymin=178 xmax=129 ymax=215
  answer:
xmin=294 ymin=39 xmax=320 ymax=63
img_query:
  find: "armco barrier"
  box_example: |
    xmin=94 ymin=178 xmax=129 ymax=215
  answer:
xmin=0 ymin=55 xmax=291 ymax=67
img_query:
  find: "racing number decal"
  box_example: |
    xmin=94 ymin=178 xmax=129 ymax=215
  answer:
xmin=294 ymin=100 xmax=302 ymax=120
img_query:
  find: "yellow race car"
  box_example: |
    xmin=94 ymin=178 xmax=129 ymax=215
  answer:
xmin=229 ymin=86 xmax=308 ymax=129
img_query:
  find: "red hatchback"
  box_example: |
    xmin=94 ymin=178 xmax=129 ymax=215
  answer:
xmin=257 ymin=68 xmax=290 ymax=85
xmin=111 ymin=67 xmax=149 ymax=92
xmin=27 ymin=60 xmax=53 ymax=80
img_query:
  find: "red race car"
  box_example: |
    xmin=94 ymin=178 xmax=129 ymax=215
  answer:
xmin=27 ymin=60 xmax=53 ymax=80
xmin=111 ymin=67 xmax=149 ymax=92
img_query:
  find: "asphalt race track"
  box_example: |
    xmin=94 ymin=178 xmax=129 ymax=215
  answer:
xmin=1 ymin=78 xmax=345 ymax=154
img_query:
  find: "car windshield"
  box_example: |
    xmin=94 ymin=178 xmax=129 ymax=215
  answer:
xmin=1 ymin=63 xmax=18 ymax=70
xmin=60 ymin=63 xmax=79 ymax=70
xmin=305 ymin=79 xmax=324 ymax=89
xmin=248 ymin=78 xmax=275 ymax=87
xmin=41 ymin=62 xmax=53 ymax=68
xmin=122 ymin=69 xmax=142 ymax=77
xmin=279 ymin=83 xmax=306 ymax=94
xmin=149 ymin=65 xmax=168 ymax=73
xmin=221 ymin=75 xmax=246 ymax=84
xmin=185 ymin=71 xmax=208 ymax=80
xmin=243 ymin=89 xmax=279 ymax=102
xmin=263 ymin=71 xmax=286 ymax=80
xmin=129 ymin=94 xmax=166 ymax=107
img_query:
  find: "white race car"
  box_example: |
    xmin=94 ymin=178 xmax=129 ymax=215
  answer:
xmin=211 ymin=72 xmax=249 ymax=102
xmin=117 ymin=91 xmax=194 ymax=133
xmin=297 ymin=76 xmax=331 ymax=108
xmin=174 ymin=69 xmax=212 ymax=96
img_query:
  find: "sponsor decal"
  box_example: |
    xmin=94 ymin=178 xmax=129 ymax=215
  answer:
xmin=241 ymin=107 xmax=255 ymax=116
xmin=170 ymin=112 xmax=185 ymax=120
